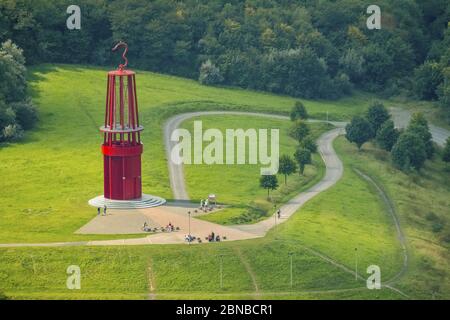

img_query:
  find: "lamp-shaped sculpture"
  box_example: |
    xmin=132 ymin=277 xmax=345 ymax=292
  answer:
xmin=102 ymin=42 xmax=143 ymax=200
xmin=89 ymin=42 xmax=165 ymax=209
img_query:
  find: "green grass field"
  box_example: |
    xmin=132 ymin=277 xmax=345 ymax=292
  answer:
xmin=0 ymin=64 xmax=449 ymax=300
xmin=331 ymin=138 xmax=450 ymax=299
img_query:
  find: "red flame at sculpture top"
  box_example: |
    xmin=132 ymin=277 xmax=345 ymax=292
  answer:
xmin=100 ymin=42 xmax=143 ymax=200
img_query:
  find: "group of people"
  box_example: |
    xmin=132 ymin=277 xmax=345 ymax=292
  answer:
xmin=207 ymin=231 xmax=221 ymax=242
xmin=166 ymin=222 xmax=175 ymax=232
xmin=142 ymin=221 xmax=178 ymax=233
xmin=142 ymin=221 xmax=151 ymax=232
xmin=97 ymin=205 xmax=107 ymax=216
xmin=185 ymin=234 xmax=196 ymax=243
xmin=200 ymin=199 xmax=211 ymax=212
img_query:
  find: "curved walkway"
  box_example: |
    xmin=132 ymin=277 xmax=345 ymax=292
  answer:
xmin=164 ymin=111 xmax=346 ymax=200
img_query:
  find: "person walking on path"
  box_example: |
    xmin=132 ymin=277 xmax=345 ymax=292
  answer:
xmin=277 ymin=209 xmax=281 ymax=219
xmin=103 ymin=205 xmax=107 ymax=216
xmin=97 ymin=207 xmax=101 ymax=216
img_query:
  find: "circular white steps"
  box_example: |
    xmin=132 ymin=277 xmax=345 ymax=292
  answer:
xmin=88 ymin=194 xmax=166 ymax=209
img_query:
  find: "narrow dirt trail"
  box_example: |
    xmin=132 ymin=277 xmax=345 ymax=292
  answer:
xmin=233 ymin=247 xmax=260 ymax=297
xmin=353 ymin=168 xmax=409 ymax=286
xmin=146 ymin=259 xmax=157 ymax=300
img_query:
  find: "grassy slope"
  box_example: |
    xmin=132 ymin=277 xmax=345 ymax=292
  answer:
xmin=0 ymin=64 xmax=368 ymax=243
xmin=179 ymin=115 xmax=328 ymax=224
xmin=0 ymin=240 xmax=405 ymax=300
xmin=276 ymin=138 xmax=404 ymax=283
xmin=331 ymin=138 xmax=450 ymax=299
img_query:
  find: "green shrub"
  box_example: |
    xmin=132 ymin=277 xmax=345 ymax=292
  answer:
xmin=199 ymin=60 xmax=223 ymax=85
xmin=301 ymin=135 xmax=318 ymax=153
xmin=376 ymin=120 xmax=399 ymax=151
xmin=2 ymin=123 xmax=24 ymax=142
xmin=290 ymin=101 xmax=308 ymax=121
xmin=345 ymin=116 xmax=374 ymax=150
xmin=10 ymin=99 xmax=38 ymax=130
xmin=366 ymin=101 xmax=390 ymax=134
xmin=391 ymin=131 xmax=427 ymax=171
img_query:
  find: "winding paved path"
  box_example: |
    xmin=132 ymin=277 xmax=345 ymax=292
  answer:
xmin=164 ymin=111 xmax=345 ymax=201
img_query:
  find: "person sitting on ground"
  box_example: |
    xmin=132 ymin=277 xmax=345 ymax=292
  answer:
xmin=215 ymin=235 xmax=220 ymax=242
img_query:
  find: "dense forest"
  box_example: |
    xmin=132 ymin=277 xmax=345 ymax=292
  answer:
xmin=0 ymin=0 xmax=449 ymax=110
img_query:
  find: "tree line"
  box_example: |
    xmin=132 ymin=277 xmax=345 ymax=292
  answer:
xmin=345 ymin=101 xmax=450 ymax=171
xmin=260 ymin=100 xmax=450 ymax=197
xmin=1 ymin=0 xmax=449 ymax=112
xmin=260 ymin=102 xmax=317 ymax=197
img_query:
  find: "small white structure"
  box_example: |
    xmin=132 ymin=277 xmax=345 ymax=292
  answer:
xmin=208 ymin=194 xmax=217 ymax=206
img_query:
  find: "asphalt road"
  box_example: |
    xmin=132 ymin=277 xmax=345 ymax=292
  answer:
xmin=390 ymin=107 xmax=449 ymax=147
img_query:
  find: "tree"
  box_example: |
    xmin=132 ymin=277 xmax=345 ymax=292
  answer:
xmin=376 ymin=120 xmax=399 ymax=151
xmin=413 ymin=61 xmax=443 ymax=100
xmin=339 ymin=48 xmax=365 ymax=82
xmin=437 ymin=67 xmax=450 ymax=112
xmin=366 ymin=101 xmax=390 ymax=135
xmin=0 ymin=39 xmax=36 ymax=142
xmin=289 ymin=120 xmax=310 ymax=143
xmin=407 ymin=113 xmax=434 ymax=159
xmin=294 ymin=148 xmax=312 ymax=175
xmin=392 ymin=132 xmax=427 ymax=171
xmin=260 ymin=175 xmax=278 ymax=198
xmin=345 ymin=116 xmax=374 ymax=150
xmin=443 ymin=137 xmax=450 ymax=163
xmin=290 ymin=101 xmax=308 ymax=121
xmin=409 ymin=112 xmax=429 ymax=128
xmin=300 ymin=135 xmax=318 ymax=153
xmin=0 ymin=100 xmax=15 ymax=133
xmin=0 ymin=40 xmax=27 ymax=103
xmin=199 ymin=59 xmax=223 ymax=85
xmin=278 ymin=155 xmax=296 ymax=185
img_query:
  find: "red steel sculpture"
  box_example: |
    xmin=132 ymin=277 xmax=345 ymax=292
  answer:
xmin=101 ymin=42 xmax=143 ymax=200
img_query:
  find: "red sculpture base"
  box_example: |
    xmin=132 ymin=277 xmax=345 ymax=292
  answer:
xmin=102 ymin=143 xmax=143 ymax=200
